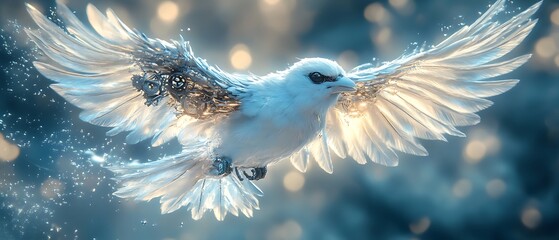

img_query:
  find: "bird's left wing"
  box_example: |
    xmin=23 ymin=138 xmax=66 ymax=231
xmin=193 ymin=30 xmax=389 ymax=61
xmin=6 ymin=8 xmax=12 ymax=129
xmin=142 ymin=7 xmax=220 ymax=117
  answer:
xmin=25 ymin=1 xmax=249 ymax=146
xmin=290 ymin=0 xmax=540 ymax=173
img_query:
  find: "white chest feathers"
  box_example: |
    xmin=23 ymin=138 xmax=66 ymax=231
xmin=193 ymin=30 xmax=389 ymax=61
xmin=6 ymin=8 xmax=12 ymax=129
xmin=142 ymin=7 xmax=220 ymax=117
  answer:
xmin=216 ymin=108 xmax=325 ymax=167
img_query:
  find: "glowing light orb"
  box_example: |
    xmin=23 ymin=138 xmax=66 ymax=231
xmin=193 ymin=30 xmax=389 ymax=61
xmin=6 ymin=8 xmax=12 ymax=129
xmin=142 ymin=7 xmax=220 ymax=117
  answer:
xmin=551 ymin=8 xmax=559 ymax=26
xmin=521 ymin=206 xmax=541 ymax=229
xmin=283 ymin=171 xmax=305 ymax=192
xmin=452 ymin=179 xmax=472 ymax=198
xmin=40 ymin=178 xmax=65 ymax=199
xmin=230 ymin=44 xmax=253 ymax=70
xmin=534 ymin=37 xmax=556 ymax=59
xmin=364 ymin=3 xmax=389 ymax=24
xmin=389 ymin=0 xmax=409 ymax=9
xmin=0 ymin=133 xmax=20 ymax=162
xmin=486 ymin=178 xmax=506 ymax=198
xmin=463 ymin=140 xmax=486 ymax=163
xmin=409 ymin=217 xmax=431 ymax=235
xmin=262 ymin=0 xmax=280 ymax=6
xmin=157 ymin=1 xmax=179 ymax=23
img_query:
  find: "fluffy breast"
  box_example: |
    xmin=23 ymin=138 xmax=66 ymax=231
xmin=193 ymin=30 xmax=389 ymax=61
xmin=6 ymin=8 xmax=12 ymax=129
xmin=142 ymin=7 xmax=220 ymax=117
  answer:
xmin=215 ymin=109 xmax=324 ymax=167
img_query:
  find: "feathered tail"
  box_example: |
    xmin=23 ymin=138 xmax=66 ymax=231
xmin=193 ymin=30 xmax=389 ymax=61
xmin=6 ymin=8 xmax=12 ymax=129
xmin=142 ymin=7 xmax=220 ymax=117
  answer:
xmin=107 ymin=141 xmax=263 ymax=220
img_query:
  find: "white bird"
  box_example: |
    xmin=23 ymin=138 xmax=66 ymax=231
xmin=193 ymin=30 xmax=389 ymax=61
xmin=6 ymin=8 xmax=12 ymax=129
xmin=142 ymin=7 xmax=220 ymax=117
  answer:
xmin=25 ymin=0 xmax=540 ymax=220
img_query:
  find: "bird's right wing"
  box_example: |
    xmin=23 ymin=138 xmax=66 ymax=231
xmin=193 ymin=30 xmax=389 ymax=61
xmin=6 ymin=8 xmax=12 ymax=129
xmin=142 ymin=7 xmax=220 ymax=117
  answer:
xmin=26 ymin=1 xmax=250 ymax=147
xmin=290 ymin=0 xmax=539 ymax=173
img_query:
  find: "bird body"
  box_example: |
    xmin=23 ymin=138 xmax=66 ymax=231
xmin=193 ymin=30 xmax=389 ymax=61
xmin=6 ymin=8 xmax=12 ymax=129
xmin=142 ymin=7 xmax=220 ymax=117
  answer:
xmin=217 ymin=58 xmax=351 ymax=167
xmin=24 ymin=0 xmax=541 ymax=220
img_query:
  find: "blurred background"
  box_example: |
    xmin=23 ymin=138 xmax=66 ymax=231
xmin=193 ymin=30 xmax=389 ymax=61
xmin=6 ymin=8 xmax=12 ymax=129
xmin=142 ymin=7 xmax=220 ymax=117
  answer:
xmin=1 ymin=0 xmax=558 ymax=239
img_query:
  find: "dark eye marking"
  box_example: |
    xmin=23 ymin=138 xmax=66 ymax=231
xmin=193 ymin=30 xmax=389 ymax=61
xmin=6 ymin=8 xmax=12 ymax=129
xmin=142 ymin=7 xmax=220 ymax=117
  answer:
xmin=308 ymin=72 xmax=337 ymax=84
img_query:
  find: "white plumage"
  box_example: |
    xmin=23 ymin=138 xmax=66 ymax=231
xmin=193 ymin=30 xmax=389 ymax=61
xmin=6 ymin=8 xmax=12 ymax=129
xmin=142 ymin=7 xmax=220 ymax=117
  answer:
xmin=25 ymin=0 xmax=540 ymax=220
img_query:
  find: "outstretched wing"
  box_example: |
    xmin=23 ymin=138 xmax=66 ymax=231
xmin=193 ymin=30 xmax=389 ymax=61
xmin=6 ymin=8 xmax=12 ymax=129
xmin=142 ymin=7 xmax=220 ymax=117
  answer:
xmin=291 ymin=0 xmax=540 ymax=172
xmin=25 ymin=1 xmax=249 ymax=146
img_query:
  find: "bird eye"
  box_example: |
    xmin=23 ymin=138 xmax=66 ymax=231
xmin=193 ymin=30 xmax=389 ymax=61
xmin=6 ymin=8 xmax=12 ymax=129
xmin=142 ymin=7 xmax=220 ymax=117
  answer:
xmin=309 ymin=72 xmax=336 ymax=84
xmin=309 ymin=72 xmax=323 ymax=84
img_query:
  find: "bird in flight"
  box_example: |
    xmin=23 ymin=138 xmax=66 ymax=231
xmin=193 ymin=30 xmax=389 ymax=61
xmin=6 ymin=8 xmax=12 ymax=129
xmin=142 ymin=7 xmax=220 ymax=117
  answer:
xmin=24 ymin=0 xmax=540 ymax=220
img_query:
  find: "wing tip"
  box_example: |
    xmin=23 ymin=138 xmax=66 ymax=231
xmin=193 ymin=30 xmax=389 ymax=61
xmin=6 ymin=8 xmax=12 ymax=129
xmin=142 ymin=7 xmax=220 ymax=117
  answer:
xmin=24 ymin=2 xmax=37 ymax=12
xmin=319 ymin=163 xmax=334 ymax=174
xmin=533 ymin=1 xmax=543 ymax=11
xmin=508 ymin=79 xmax=520 ymax=87
xmin=86 ymin=3 xmax=101 ymax=19
xmin=49 ymin=83 xmax=65 ymax=95
xmin=295 ymin=166 xmax=308 ymax=173
xmin=25 ymin=2 xmax=43 ymax=21
xmin=387 ymin=160 xmax=399 ymax=167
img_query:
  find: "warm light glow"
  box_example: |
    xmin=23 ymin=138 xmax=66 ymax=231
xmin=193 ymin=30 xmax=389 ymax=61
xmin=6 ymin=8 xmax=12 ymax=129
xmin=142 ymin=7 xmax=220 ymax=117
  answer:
xmin=283 ymin=171 xmax=305 ymax=192
xmin=0 ymin=133 xmax=20 ymax=162
xmin=534 ymin=37 xmax=557 ymax=59
xmin=364 ymin=3 xmax=389 ymax=24
xmin=409 ymin=217 xmax=431 ymax=234
xmin=484 ymin=134 xmax=501 ymax=154
xmin=267 ymin=220 xmax=303 ymax=239
xmin=521 ymin=206 xmax=541 ymax=229
xmin=389 ymin=0 xmax=408 ymax=9
xmin=486 ymin=178 xmax=506 ymax=198
xmin=373 ymin=27 xmax=392 ymax=46
xmin=551 ymin=8 xmax=559 ymax=26
xmin=157 ymin=1 xmax=179 ymax=23
xmin=40 ymin=178 xmax=65 ymax=199
xmin=337 ymin=50 xmax=359 ymax=70
xmin=230 ymin=44 xmax=253 ymax=70
xmin=284 ymin=220 xmax=302 ymax=239
xmin=262 ymin=0 xmax=280 ymax=6
xmin=452 ymin=179 xmax=472 ymax=198
xmin=463 ymin=140 xmax=486 ymax=163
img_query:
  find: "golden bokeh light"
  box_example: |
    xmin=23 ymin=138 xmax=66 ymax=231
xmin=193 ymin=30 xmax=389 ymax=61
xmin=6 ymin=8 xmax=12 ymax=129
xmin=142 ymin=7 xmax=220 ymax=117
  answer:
xmin=262 ymin=0 xmax=280 ymax=6
xmin=267 ymin=220 xmax=303 ymax=240
xmin=229 ymin=44 xmax=253 ymax=70
xmin=521 ymin=206 xmax=541 ymax=229
xmin=364 ymin=3 xmax=390 ymax=25
xmin=409 ymin=217 xmax=431 ymax=235
xmin=337 ymin=50 xmax=359 ymax=70
xmin=0 ymin=133 xmax=20 ymax=162
xmin=373 ymin=27 xmax=392 ymax=46
xmin=40 ymin=178 xmax=65 ymax=199
xmin=485 ymin=178 xmax=506 ymax=198
xmin=534 ymin=37 xmax=557 ymax=59
xmin=463 ymin=140 xmax=487 ymax=164
xmin=389 ymin=0 xmax=408 ymax=9
xmin=452 ymin=179 xmax=472 ymax=198
xmin=283 ymin=220 xmax=302 ymax=239
xmin=157 ymin=1 xmax=179 ymax=23
xmin=484 ymin=134 xmax=501 ymax=154
xmin=389 ymin=0 xmax=415 ymax=15
xmin=551 ymin=8 xmax=559 ymax=26
xmin=283 ymin=171 xmax=305 ymax=192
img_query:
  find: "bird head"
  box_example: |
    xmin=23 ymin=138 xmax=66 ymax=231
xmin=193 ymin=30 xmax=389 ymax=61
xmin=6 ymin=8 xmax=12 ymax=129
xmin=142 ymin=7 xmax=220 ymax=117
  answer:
xmin=280 ymin=58 xmax=356 ymax=112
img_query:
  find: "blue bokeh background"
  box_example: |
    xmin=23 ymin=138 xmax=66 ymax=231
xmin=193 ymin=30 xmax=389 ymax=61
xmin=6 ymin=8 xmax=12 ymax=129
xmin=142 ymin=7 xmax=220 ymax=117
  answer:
xmin=1 ymin=0 xmax=558 ymax=239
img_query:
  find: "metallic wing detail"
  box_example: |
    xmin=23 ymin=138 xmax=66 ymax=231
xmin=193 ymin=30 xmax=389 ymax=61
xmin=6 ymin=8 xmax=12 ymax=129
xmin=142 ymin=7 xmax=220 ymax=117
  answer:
xmin=25 ymin=1 xmax=249 ymax=146
xmin=292 ymin=0 xmax=540 ymax=172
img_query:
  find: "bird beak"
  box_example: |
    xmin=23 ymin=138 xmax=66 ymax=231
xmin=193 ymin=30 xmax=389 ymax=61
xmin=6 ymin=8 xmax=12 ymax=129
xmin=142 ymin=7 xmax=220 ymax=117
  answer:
xmin=328 ymin=77 xmax=356 ymax=93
